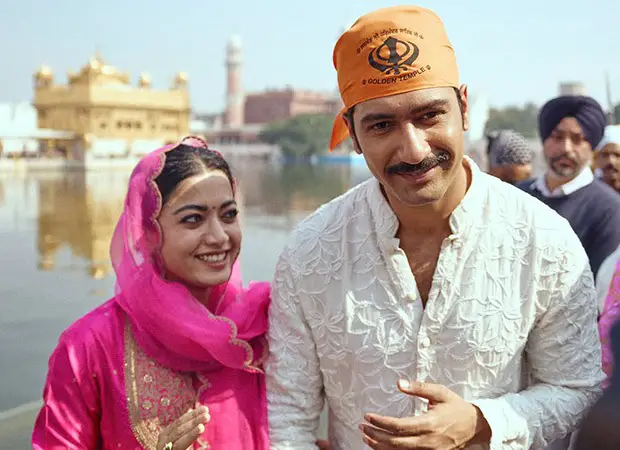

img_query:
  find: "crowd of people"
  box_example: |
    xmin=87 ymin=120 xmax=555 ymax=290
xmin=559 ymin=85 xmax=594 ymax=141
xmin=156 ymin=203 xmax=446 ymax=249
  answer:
xmin=30 ymin=5 xmax=620 ymax=450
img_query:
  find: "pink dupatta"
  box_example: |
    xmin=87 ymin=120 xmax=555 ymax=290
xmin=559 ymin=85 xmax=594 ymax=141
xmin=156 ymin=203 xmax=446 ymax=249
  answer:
xmin=112 ymin=137 xmax=270 ymax=447
xmin=599 ymin=258 xmax=620 ymax=387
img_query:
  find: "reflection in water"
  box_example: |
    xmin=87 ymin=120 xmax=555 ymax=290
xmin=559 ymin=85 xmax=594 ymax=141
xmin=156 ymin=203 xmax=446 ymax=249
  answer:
xmin=37 ymin=172 xmax=129 ymax=279
xmin=32 ymin=162 xmax=371 ymax=280
xmin=254 ymin=163 xmax=354 ymax=215
xmin=0 ymin=162 xmax=372 ymax=419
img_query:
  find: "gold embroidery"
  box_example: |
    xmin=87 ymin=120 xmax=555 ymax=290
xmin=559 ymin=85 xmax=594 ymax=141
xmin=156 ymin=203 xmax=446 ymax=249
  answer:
xmin=124 ymin=319 xmax=211 ymax=449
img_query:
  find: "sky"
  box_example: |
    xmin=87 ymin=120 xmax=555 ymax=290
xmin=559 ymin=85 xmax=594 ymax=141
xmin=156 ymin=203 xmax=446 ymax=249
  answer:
xmin=1 ymin=0 xmax=618 ymax=114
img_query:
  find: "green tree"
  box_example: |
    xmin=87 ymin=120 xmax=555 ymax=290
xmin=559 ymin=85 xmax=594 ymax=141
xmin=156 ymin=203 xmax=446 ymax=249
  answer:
xmin=484 ymin=103 xmax=539 ymax=138
xmin=258 ymin=113 xmax=334 ymax=159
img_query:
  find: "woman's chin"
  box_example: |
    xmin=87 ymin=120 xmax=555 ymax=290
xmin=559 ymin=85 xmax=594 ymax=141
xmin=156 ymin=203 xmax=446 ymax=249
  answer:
xmin=166 ymin=261 xmax=233 ymax=291
xmin=191 ymin=268 xmax=232 ymax=289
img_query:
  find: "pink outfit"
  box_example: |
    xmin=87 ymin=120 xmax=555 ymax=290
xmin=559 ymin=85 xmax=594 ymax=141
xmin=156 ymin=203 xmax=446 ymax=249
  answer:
xmin=600 ymin=258 xmax=620 ymax=388
xmin=32 ymin=137 xmax=271 ymax=449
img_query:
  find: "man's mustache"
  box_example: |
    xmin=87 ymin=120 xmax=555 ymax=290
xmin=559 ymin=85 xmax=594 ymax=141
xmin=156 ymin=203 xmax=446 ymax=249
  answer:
xmin=550 ymin=155 xmax=577 ymax=165
xmin=386 ymin=152 xmax=450 ymax=176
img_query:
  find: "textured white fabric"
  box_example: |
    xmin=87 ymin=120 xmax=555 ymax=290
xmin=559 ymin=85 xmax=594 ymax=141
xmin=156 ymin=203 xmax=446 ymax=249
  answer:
xmin=266 ymin=159 xmax=604 ymax=450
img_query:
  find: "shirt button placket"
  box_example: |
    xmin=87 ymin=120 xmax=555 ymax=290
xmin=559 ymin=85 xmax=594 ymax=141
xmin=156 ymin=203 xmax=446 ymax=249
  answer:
xmin=414 ymin=331 xmax=433 ymax=415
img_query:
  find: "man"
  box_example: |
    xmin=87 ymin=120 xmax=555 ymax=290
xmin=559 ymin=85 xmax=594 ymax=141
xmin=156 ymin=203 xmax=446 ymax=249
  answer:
xmin=266 ymin=6 xmax=603 ymax=450
xmin=485 ymin=129 xmax=533 ymax=184
xmin=596 ymin=125 xmax=620 ymax=193
xmin=519 ymin=97 xmax=620 ymax=277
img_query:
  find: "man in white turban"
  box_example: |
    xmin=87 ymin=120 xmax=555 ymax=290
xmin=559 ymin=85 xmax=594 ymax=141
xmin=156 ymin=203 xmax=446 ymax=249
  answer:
xmin=596 ymin=125 xmax=620 ymax=193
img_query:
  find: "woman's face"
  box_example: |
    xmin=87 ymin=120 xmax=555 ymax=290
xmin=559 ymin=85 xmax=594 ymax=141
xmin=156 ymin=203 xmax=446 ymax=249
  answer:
xmin=157 ymin=170 xmax=241 ymax=289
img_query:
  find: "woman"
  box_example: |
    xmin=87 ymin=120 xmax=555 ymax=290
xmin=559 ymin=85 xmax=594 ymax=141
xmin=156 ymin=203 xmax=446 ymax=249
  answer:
xmin=32 ymin=136 xmax=270 ymax=449
xmin=573 ymin=321 xmax=620 ymax=449
xmin=599 ymin=259 xmax=620 ymax=387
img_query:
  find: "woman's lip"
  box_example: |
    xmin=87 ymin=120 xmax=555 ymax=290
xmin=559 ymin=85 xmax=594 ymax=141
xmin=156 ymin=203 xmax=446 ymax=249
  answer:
xmin=195 ymin=250 xmax=231 ymax=257
xmin=195 ymin=252 xmax=229 ymax=268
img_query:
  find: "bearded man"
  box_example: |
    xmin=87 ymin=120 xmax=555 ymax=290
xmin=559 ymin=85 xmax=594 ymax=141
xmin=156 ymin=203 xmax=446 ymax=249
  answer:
xmin=519 ymin=96 xmax=620 ymax=277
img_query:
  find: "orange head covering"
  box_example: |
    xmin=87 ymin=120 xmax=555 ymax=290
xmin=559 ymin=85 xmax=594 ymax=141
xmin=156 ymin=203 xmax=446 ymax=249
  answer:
xmin=330 ymin=6 xmax=460 ymax=151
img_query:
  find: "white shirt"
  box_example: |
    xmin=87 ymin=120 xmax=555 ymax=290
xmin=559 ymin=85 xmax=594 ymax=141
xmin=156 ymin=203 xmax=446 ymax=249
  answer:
xmin=596 ymin=244 xmax=620 ymax=314
xmin=533 ymin=167 xmax=594 ymax=198
xmin=266 ymin=159 xmax=604 ymax=450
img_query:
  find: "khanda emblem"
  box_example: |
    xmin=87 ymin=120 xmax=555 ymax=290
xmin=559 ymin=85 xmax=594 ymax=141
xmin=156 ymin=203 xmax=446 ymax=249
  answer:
xmin=368 ymin=36 xmax=420 ymax=75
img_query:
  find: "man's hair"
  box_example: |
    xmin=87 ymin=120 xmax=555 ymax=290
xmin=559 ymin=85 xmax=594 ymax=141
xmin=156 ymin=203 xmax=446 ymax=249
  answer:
xmin=344 ymin=87 xmax=465 ymax=148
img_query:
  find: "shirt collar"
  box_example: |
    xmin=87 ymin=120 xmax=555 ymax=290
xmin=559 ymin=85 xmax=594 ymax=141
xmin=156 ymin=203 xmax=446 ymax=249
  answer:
xmin=534 ymin=167 xmax=594 ymax=198
xmin=368 ymin=156 xmax=487 ymax=249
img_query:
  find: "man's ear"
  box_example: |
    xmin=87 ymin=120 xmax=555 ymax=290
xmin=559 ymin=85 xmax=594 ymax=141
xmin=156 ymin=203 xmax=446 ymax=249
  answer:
xmin=458 ymin=84 xmax=469 ymax=132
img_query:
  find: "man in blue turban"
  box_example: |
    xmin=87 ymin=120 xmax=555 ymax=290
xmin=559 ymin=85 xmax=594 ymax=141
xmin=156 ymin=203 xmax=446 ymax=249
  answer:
xmin=519 ymin=95 xmax=620 ymax=277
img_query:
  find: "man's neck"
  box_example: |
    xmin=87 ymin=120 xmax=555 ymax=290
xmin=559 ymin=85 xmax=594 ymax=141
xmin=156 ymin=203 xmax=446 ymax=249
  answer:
xmin=544 ymin=172 xmax=573 ymax=193
xmin=544 ymin=165 xmax=592 ymax=193
xmin=387 ymin=161 xmax=471 ymax=237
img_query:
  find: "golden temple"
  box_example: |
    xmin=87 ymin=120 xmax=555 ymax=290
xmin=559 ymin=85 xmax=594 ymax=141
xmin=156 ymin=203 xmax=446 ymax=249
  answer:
xmin=31 ymin=53 xmax=190 ymax=157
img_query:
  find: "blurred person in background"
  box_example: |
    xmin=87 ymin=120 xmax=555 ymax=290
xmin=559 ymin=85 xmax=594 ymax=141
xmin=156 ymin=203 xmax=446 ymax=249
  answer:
xmin=595 ymin=125 xmax=620 ymax=193
xmin=486 ymin=129 xmax=533 ymax=184
xmin=598 ymin=260 xmax=620 ymax=387
xmin=596 ymin=243 xmax=620 ymax=317
xmin=574 ymin=321 xmax=620 ymax=450
xmin=518 ymin=96 xmax=620 ymax=278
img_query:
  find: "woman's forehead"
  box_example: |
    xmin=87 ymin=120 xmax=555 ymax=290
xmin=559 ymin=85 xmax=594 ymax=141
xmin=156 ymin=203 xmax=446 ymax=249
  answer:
xmin=164 ymin=172 xmax=233 ymax=208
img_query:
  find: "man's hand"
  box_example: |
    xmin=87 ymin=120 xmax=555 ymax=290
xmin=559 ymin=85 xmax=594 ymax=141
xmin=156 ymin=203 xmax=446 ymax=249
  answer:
xmin=359 ymin=380 xmax=491 ymax=449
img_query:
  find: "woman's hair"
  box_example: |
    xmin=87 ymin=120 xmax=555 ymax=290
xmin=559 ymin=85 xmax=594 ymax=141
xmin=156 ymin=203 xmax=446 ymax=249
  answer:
xmin=154 ymin=144 xmax=233 ymax=205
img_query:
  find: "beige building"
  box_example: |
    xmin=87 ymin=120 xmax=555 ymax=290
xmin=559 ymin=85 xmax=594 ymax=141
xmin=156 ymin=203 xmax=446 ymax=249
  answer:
xmin=31 ymin=54 xmax=190 ymax=158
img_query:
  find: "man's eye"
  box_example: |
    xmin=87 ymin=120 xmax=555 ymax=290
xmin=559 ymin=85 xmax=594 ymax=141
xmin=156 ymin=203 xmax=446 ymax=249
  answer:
xmin=421 ymin=111 xmax=440 ymax=120
xmin=370 ymin=121 xmax=391 ymax=131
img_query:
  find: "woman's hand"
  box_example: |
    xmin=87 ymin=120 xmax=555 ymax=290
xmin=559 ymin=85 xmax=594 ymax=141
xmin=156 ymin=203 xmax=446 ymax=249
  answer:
xmin=156 ymin=406 xmax=210 ymax=450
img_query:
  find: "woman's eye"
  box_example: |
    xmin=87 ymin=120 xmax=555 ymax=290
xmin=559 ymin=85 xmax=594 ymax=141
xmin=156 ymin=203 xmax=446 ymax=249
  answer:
xmin=223 ymin=209 xmax=239 ymax=220
xmin=181 ymin=214 xmax=202 ymax=224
